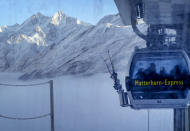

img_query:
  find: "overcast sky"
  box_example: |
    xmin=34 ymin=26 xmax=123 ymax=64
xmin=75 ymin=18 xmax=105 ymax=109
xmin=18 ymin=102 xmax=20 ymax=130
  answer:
xmin=0 ymin=0 xmax=118 ymax=26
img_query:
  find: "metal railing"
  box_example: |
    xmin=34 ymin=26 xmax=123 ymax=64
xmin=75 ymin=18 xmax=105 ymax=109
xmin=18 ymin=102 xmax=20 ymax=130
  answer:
xmin=0 ymin=80 xmax=55 ymax=131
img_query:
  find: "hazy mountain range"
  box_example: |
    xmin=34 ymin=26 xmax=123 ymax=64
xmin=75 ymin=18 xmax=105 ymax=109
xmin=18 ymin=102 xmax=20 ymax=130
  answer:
xmin=0 ymin=11 xmax=146 ymax=79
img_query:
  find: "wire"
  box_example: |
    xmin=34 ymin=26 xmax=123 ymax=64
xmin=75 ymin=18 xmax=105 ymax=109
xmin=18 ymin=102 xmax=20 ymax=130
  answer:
xmin=0 ymin=81 xmax=50 ymax=87
xmin=101 ymin=56 xmax=112 ymax=75
xmin=0 ymin=113 xmax=51 ymax=120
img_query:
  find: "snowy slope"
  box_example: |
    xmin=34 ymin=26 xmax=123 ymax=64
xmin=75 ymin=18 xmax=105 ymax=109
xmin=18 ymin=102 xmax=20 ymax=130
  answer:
xmin=0 ymin=11 xmax=146 ymax=79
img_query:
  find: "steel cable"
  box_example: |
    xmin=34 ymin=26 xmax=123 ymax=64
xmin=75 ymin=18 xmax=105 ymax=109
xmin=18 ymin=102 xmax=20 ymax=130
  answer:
xmin=0 ymin=113 xmax=51 ymax=120
xmin=0 ymin=81 xmax=50 ymax=87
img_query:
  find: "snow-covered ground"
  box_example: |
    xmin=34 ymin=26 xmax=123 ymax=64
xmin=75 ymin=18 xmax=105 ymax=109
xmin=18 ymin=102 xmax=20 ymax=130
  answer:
xmin=0 ymin=73 xmax=173 ymax=131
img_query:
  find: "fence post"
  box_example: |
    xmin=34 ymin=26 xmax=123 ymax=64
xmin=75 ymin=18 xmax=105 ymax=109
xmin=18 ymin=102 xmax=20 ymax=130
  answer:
xmin=49 ymin=80 xmax=55 ymax=131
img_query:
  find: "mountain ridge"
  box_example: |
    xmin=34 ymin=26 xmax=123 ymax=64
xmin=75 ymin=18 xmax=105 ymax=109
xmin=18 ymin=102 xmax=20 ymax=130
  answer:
xmin=0 ymin=11 xmax=146 ymax=79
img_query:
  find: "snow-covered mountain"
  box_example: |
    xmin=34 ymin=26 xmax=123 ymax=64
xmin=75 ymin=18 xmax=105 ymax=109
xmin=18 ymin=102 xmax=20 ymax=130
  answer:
xmin=0 ymin=11 xmax=146 ymax=79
